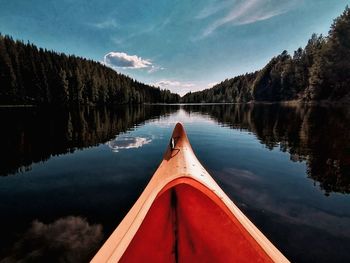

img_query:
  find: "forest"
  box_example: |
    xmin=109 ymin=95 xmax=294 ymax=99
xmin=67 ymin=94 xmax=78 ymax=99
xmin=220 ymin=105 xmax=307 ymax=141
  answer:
xmin=182 ymin=6 xmax=350 ymax=103
xmin=0 ymin=36 xmax=180 ymax=105
xmin=1 ymin=7 xmax=349 ymax=105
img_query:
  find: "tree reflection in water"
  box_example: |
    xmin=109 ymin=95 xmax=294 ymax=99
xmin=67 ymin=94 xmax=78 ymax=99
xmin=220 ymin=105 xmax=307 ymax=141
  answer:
xmin=1 ymin=104 xmax=349 ymax=195
xmin=0 ymin=104 xmax=349 ymax=262
xmin=183 ymin=104 xmax=350 ymax=195
xmin=0 ymin=105 xmax=178 ymax=176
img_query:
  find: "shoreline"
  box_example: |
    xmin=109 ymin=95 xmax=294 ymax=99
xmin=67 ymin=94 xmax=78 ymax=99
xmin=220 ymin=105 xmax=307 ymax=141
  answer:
xmin=0 ymin=105 xmax=36 ymax=108
xmin=147 ymin=100 xmax=350 ymax=106
xmin=1 ymin=100 xmax=349 ymax=108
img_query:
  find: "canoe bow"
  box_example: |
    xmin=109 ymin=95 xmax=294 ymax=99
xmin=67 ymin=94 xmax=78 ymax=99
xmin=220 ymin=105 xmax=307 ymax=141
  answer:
xmin=91 ymin=123 xmax=289 ymax=263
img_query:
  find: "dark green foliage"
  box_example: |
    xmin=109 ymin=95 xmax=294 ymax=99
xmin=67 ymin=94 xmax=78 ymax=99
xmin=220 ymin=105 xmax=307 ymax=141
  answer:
xmin=182 ymin=6 xmax=350 ymax=103
xmin=182 ymin=72 xmax=257 ymax=103
xmin=0 ymin=35 xmax=180 ymax=105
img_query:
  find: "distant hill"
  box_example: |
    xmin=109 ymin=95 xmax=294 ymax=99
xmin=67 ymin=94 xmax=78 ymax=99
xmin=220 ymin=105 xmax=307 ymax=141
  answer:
xmin=0 ymin=35 xmax=180 ymax=106
xmin=182 ymin=6 xmax=350 ymax=104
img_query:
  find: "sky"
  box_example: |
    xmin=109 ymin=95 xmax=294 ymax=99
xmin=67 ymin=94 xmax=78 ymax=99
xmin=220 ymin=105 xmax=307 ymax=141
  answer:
xmin=0 ymin=0 xmax=349 ymax=95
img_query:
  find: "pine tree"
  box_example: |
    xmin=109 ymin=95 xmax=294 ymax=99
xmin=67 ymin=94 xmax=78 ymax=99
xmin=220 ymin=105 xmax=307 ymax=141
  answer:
xmin=0 ymin=35 xmax=179 ymax=105
xmin=323 ymin=6 xmax=350 ymax=99
xmin=0 ymin=36 xmax=17 ymax=103
xmin=58 ymin=69 xmax=69 ymax=104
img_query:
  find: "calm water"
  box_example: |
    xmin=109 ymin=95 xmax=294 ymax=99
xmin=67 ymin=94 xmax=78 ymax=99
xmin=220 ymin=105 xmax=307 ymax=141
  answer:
xmin=0 ymin=104 xmax=349 ymax=262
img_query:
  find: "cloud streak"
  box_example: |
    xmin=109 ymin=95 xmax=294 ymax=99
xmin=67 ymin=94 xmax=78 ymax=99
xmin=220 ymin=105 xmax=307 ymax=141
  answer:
xmin=195 ymin=0 xmax=232 ymax=19
xmin=201 ymin=0 xmax=300 ymax=37
xmin=89 ymin=18 xmax=118 ymax=29
xmin=104 ymin=52 xmax=152 ymax=69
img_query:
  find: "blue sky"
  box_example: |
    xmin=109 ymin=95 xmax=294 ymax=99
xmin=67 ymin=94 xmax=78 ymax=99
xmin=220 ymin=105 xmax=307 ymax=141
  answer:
xmin=0 ymin=0 xmax=349 ymax=95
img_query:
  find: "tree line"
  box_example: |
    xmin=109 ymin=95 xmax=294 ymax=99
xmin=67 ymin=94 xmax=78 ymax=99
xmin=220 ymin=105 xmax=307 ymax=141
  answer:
xmin=182 ymin=6 xmax=350 ymax=103
xmin=0 ymin=36 xmax=180 ymax=105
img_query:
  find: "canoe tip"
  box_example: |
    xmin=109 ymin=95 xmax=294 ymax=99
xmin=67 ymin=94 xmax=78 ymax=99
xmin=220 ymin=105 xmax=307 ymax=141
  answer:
xmin=173 ymin=122 xmax=186 ymax=134
xmin=175 ymin=122 xmax=184 ymax=129
xmin=171 ymin=122 xmax=188 ymax=141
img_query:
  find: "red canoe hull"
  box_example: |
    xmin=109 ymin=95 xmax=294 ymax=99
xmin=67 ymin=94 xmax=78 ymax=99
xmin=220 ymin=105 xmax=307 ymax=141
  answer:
xmin=121 ymin=178 xmax=272 ymax=263
xmin=91 ymin=123 xmax=289 ymax=262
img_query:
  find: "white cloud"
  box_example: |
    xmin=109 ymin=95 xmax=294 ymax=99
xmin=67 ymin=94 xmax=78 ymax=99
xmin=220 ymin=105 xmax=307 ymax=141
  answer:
xmin=150 ymin=80 xmax=221 ymax=96
xmin=153 ymin=80 xmax=195 ymax=88
xmin=207 ymin=82 xmax=218 ymax=88
xmin=147 ymin=65 xmax=165 ymax=73
xmin=201 ymin=0 xmax=301 ymax=37
xmin=104 ymin=52 xmax=152 ymax=69
xmin=151 ymin=80 xmax=196 ymax=96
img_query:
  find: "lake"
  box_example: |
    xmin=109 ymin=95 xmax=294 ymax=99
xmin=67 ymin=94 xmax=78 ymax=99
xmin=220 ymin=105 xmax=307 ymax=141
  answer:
xmin=0 ymin=104 xmax=349 ymax=262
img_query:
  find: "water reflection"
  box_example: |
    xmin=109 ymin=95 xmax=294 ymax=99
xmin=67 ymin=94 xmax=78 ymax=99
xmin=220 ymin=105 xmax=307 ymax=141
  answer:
xmin=1 ymin=104 xmax=349 ymax=194
xmin=2 ymin=216 xmax=103 ymax=263
xmin=0 ymin=105 xmax=178 ymax=176
xmin=183 ymin=104 xmax=350 ymax=195
xmin=107 ymin=135 xmax=152 ymax=153
xmin=0 ymin=104 xmax=349 ymax=262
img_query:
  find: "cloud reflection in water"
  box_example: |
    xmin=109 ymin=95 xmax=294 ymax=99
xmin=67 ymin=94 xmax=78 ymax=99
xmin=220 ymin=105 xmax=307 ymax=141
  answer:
xmin=107 ymin=135 xmax=152 ymax=152
xmin=2 ymin=216 xmax=103 ymax=263
xmin=216 ymin=168 xmax=350 ymax=237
